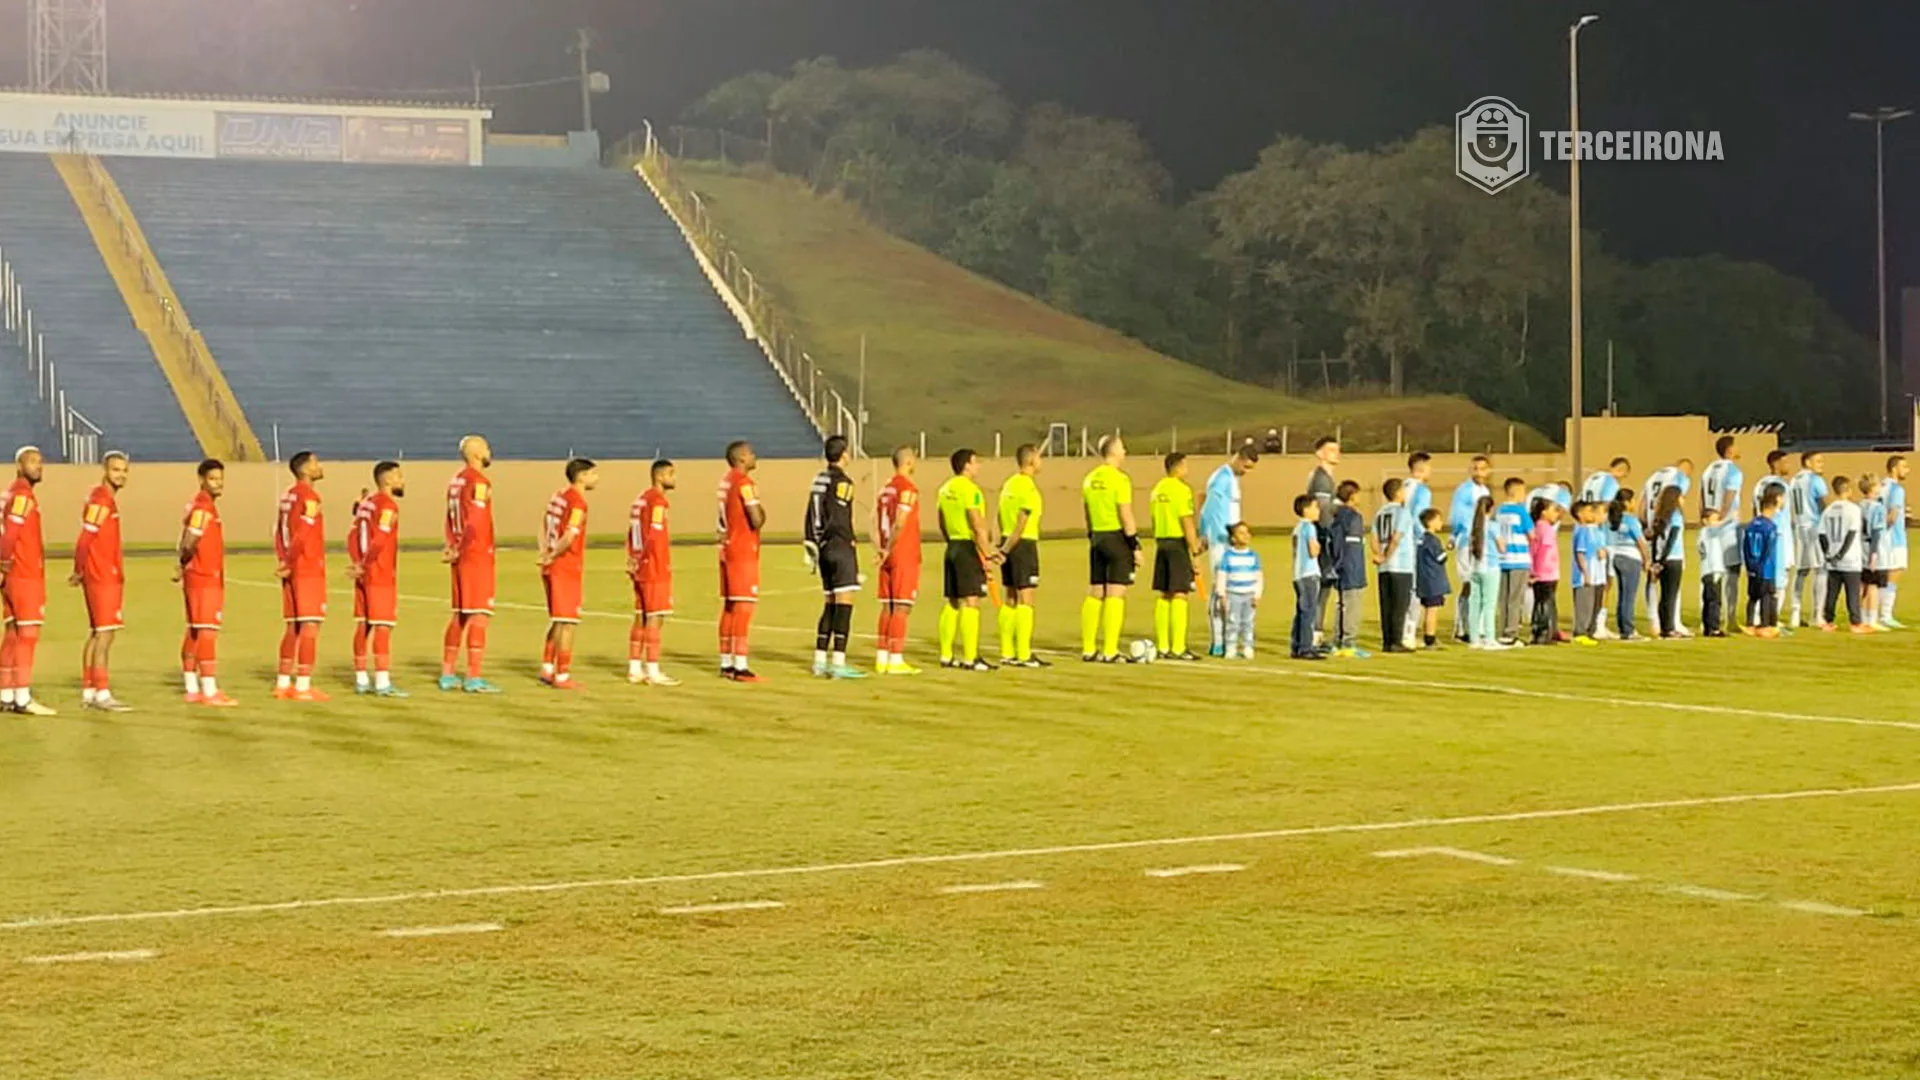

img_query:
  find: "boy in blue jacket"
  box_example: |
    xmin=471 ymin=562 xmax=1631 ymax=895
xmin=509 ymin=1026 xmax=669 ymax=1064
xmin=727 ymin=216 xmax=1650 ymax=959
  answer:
xmin=1744 ymin=489 xmax=1783 ymax=638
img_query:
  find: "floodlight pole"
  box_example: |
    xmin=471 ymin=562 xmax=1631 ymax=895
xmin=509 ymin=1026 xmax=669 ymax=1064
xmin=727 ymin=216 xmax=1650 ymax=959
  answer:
xmin=575 ymin=27 xmax=596 ymax=133
xmin=1849 ymin=106 xmax=1912 ymax=433
xmin=1568 ymin=14 xmax=1598 ymax=483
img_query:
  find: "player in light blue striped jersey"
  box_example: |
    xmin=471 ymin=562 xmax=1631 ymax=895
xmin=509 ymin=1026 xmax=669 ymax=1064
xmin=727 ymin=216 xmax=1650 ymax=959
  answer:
xmin=1699 ymin=436 xmax=1745 ymax=631
xmin=1751 ymin=449 xmax=1795 ymax=629
xmin=1878 ymin=454 xmax=1909 ymax=628
xmin=1581 ymin=458 xmax=1629 ymax=505
xmin=1788 ymin=451 xmax=1829 ymax=627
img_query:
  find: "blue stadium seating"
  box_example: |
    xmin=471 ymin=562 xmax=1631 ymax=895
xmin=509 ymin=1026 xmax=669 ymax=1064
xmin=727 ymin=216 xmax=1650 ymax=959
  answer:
xmin=0 ymin=155 xmax=200 ymax=461
xmin=0 ymin=358 xmax=56 ymax=457
xmin=110 ymin=159 xmax=821 ymax=461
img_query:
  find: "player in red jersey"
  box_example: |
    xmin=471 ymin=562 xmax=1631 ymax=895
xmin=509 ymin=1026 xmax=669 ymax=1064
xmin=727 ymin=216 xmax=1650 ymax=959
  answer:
xmin=717 ymin=440 xmax=767 ymax=682
xmin=177 ymin=459 xmax=235 ymax=707
xmin=443 ymin=435 xmax=500 ymax=693
xmin=538 ymin=458 xmax=598 ymax=689
xmin=70 ymin=451 xmax=131 ymax=711
xmin=873 ymin=445 xmax=923 ymax=674
xmin=274 ymin=450 xmax=329 ymax=701
xmin=1 ymin=446 xmax=53 ymax=715
xmin=627 ymin=459 xmax=679 ymax=686
xmin=348 ymin=461 xmax=406 ymax=697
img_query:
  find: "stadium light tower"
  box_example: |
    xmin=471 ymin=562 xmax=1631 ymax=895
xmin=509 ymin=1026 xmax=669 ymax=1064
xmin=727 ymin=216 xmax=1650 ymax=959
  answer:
xmin=1567 ymin=13 xmax=1599 ymax=484
xmin=1848 ymin=106 xmax=1911 ymax=434
xmin=29 ymin=0 xmax=109 ymax=94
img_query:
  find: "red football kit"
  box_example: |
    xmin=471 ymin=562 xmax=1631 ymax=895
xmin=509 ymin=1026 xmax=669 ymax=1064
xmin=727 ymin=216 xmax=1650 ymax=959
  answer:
xmin=350 ymin=492 xmax=400 ymax=627
xmin=446 ymin=466 xmax=496 ymax=615
xmin=1 ymin=478 xmax=46 ymax=627
xmin=75 ymin=484 xmax=124 ymax=631
xmin=717 ymin=467 xmax=761 ymax=602
xmin=542 ymin=486 xmax=589 ymax=623
xmin=876 ymin=474 xmax=922 ymax=605
xmin=630 ymin=487 xmax=673 ymax=616
xmin=275 ymin=480 xmax=327 ymax=622
xmin=182 ymin=491 xmax=225 ymax=630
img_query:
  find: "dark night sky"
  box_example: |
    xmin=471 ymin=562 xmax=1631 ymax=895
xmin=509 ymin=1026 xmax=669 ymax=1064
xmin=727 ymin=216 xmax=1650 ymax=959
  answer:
xmin=6 ymin=0 xmax=1918 ymax=336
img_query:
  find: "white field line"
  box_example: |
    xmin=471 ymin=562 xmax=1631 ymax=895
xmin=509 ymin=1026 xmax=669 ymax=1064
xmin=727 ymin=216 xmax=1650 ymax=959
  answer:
xmin=658 ymin=900 xmax=785 ymax=916
xmin=376 ymin=922 xmax=503 ymax=938
xmin=225 ymin=577 xmax=1920 ymax=737
xmin=1370 ymin=846 xmax=1516 ymax=866
xmin=1143 ymin=863 xmax=1245 ymax=878
xmin=1666 ymin=884 xmax=1763 ymax=903
xmin=22 ymin=948 xmax=157 ymax=965
xmin=937 ymin=880 xmax=1044 ymax=895
xmin=1776 ymin=899 xmax=1869 ymax=917
xmin=10 ymin=780 xmax=1916 ymax=933
xmin=1545 ymin=865 xmax=1639 ymax=883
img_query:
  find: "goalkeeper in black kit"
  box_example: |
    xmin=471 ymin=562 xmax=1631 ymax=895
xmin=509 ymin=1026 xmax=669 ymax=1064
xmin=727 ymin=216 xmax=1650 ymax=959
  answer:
xmin=804 ymin=435 xmax=868 ymax=680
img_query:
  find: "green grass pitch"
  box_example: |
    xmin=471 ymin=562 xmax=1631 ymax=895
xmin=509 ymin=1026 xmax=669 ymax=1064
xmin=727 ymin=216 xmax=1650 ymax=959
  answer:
xmin=4 ymin=542 xmax=1920 ymax=1078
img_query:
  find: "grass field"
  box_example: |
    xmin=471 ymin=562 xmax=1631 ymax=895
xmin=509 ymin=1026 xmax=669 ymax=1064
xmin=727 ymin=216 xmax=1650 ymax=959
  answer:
xmin=673 ymin=162 xmax=1551 ymax=455
xmin=5 ymin=542 xmax=1920 ymax=1078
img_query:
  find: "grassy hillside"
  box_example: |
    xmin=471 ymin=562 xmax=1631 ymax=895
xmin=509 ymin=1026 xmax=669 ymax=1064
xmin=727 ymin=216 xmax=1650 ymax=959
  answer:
xmin=670 ymin=161 xmax=1551 ymax=454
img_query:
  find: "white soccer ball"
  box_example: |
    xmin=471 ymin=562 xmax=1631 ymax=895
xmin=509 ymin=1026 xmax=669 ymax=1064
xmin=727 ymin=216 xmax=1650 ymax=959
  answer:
xmin=1128 ymin=639 xmax=1159 ymax=664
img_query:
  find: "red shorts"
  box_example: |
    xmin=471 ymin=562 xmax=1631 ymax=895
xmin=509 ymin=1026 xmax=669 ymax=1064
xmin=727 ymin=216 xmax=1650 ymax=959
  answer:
xmin=183 ymin=583 xmax=224 ymax=631
xmin=354 ymin=581 xmax=398 ymax=626
xmin=719 ymin=552 xmax=759 ymax=604
xmin=1 ymin=573 xmax=46 ymax=627
xmin=451 ymin=561 xmax=495 ymax=615
xmin=281 ymin=576 xmax=327 ymax=622
xmin=878 ymin=560 xmax=921 ymax=605
xmin=544 ymin=571 xmax=583 ymax=623
xmin=83 ymin=578 xmax=124 ymax=631
xmin=634 ymin=576 xmax=673 ymax=617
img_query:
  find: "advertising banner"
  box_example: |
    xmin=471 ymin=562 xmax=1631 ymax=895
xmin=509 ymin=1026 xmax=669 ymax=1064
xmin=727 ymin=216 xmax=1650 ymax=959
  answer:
xmin=216 ymin=112 xmax=343 ymax=162
xmin=344 ymin=117 xmax=472 ymax=166
xmin=0 ymin=98 xmax=214 ymax=158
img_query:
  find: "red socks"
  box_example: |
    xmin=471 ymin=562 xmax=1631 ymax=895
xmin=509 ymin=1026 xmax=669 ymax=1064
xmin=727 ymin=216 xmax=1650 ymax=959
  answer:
xmin=442 ymin=617 xmax=462 ymax=676
xmin=465 ymin=616 xmax=488 ymax=677
xmin=294 ymin=624 xmax=318 ymax=677
xmin=371 ymin=626 xmax=391 ymax=674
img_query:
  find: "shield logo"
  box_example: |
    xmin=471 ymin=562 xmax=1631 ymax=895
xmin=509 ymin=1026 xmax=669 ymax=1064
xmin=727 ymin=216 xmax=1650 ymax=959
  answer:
xmin=1456 ymin=96 xmax=1530 ymax=195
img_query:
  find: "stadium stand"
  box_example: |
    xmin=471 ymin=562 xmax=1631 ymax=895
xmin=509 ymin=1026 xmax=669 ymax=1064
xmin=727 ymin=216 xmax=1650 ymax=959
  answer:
xmin=0 ymin=155 xmax=201 ymax=461
xmin=109 ymin=159 xmax=822 ymax=460
xmin=0 ymin=362 xmax=56 ymax=455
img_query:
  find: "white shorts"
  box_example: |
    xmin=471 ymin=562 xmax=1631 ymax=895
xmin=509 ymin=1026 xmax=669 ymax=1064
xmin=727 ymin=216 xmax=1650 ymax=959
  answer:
xmin=1794 ymin=530 xmax=1822 ymax=571
xmin=1452 ymin=543 xmax=1474 ymax=586
xmin=1882 ymin=547 xmax=1908 ymax=572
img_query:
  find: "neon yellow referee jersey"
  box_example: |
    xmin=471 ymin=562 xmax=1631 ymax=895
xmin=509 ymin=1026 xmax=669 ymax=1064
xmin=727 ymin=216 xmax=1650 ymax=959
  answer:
xmin=1082 ymin=463 xmax=1131 ymax=533
xmin=1149 ymin=476 xmax=1195 ymax=539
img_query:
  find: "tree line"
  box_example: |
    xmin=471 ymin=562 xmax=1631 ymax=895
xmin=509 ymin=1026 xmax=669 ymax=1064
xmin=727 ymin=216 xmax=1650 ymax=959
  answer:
xmin=682 ymin=51 xmax=1876 ymax=437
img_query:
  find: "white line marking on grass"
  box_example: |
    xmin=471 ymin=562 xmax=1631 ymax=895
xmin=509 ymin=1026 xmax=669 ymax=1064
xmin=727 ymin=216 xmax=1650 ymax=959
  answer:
xmin=937 ymin=880 xmax=1045 ymax=895
xmin=1777 ymin=899 xmax=1869 ymax=917
xmin=1371 ymin=846 xmax=1516 ymax=865
xmin=8 ymin=780 xmax=1917 ymax=932
xmin=1169 ymin=660 xmax=1920 ymax=735
xmin=1144 ymin=863 xmax=1245 ymax=878
xmin=1545 ymin=865 xmax=1639 ymax=883
xmin=1666 ymin=884 xmax=1763 ymax=903
xmin=376 ymin=922 xmax=503 ymax=938
xmin=22 ymin=948 xmax=157 ymax=965
xmin=658 ymin=900 xmax=785 ymax=916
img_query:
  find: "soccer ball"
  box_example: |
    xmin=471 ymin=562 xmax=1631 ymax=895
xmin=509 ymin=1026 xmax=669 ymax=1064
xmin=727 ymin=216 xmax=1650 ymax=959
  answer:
xmin=1128 ymin=639 xmax=1159 ymax=664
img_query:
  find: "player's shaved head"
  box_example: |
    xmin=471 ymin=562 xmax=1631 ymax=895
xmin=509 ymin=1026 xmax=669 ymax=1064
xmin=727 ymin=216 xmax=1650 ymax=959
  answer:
xmin=1098 ymin=433 xmax=1125 ymax=461
xmin=1015 ymin=443 xmax=1040 ymax=468
xmin=14 ymin=445 xmax=41 ymax=483
xmin=891 ymin=445 xmax=916 ymax=469
xmin=289 ymin=450 xmax=317 ymax=479
xmin=459 ymin=434 xmax=492 ymax=468
xmin=102 ymin=450 xmax=130 ymax=489
xmin=725 ymin=440 xmax=753 ymax=467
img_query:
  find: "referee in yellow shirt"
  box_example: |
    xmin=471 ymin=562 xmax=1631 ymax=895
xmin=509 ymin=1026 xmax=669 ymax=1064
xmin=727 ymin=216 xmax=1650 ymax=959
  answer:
xmin=1150 ymin=453 xmax=1203 ymax=660
xmin=997 ymin=444 xmax=1046 ymax=666
xmin=1081 ymin=434 xmax=1142 ymax=661
xmin=936 ymin=449 xmax=999 ymax=671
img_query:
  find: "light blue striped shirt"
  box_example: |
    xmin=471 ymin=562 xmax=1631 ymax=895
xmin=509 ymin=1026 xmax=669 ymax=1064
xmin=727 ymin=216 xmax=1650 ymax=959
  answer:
xmin=1221 ymin=545 xmax=1265 ymax=596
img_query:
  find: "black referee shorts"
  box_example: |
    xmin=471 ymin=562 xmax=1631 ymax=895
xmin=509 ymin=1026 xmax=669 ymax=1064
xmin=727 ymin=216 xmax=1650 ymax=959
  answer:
xmin=1152 ymin=538 xmax=1195 ymax=594
xmin=943 ymin=541 xmax=989 ymax=601
xmin=1089 ymin=530 xmax=1136 ymax=587
xmin=1002 ymin=538 xmax=1040 ymax=591
xmin=819 ymin=543 xmax=860 ymax=595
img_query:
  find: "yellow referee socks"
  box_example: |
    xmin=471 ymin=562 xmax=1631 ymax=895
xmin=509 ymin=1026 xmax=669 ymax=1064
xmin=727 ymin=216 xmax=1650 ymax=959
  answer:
xmin=938 ymin=605 xmax=958 ymax=663
xmin=1170 ymin=598 xmax=1190 ymax=655
xmin=1154 ymin=598 xmax=1171 ymax=653
xmin=1101 ymin=596 xmax=1126 ymax=658
xmin=997 ymin=603 xmax=1017 ymax=660
xmin=1080 ymin=597 xmax=1101 ymax=656
xmin=960 ymin=605 xmax=982 ymax=663
xmin=1016 ymin=604 xmax=1035 ymax=661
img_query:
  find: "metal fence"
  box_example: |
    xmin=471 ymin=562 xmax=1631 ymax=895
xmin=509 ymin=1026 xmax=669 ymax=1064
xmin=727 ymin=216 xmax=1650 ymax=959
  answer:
xmin=624 ymin=121 xmax=863 ymax=454
xmin=0 ymin=245 xmax=104 ymax=464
